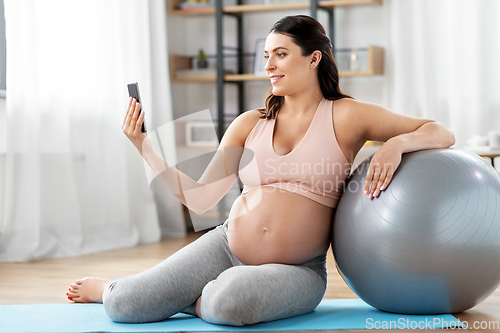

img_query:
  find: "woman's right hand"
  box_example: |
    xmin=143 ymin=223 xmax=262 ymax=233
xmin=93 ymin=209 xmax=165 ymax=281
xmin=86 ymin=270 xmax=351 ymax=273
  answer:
xmin=122 ymin=97 xmax=149 ymax=156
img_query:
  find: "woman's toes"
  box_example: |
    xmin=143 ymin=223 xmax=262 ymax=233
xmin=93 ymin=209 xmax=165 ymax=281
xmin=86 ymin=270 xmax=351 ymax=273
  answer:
xmin=71 ymin=295 xmax=83 ymax=303
xmin=66 ymin=277 xmax=111 ymax=303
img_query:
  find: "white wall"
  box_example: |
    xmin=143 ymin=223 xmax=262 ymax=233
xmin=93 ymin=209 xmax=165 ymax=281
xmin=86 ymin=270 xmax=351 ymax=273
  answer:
xmin=0 ymin=98 xmax=5 ymax=153
xmin=167 ymin=2 xmax=388 ymax=121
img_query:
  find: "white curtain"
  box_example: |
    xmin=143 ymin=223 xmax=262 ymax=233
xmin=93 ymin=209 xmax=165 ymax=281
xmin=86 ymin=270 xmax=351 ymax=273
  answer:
xmin=385 ymin=0 xmax=500 ymax=148
xmin=0 ymin=0 xmax=184 ymax=262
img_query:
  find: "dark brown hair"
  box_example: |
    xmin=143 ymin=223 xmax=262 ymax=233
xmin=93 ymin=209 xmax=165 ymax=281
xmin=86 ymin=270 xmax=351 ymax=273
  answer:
xmin=258 ymin=15 xmax=352 ymax=119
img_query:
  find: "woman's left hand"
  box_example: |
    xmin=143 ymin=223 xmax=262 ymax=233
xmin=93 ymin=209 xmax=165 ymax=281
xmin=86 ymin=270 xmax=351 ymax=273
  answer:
xmin=363 ymin=139 xmax=403 ymax=199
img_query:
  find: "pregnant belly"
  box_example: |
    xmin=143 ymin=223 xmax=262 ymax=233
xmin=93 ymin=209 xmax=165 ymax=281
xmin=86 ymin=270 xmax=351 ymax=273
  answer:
xmin=227 ymin=186 xmax=334 ymax=265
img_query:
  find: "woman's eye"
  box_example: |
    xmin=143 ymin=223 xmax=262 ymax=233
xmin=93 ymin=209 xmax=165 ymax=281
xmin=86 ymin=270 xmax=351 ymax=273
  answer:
xmin=264 ymin=53 xmax=285 ymax=59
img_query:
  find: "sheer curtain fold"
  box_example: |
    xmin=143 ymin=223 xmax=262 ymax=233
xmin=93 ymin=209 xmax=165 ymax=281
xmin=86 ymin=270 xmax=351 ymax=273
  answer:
xmin=1 ymin=0 xmax=184 ymax=262
xmin=385 ymin=0 xmax=500 ymax=148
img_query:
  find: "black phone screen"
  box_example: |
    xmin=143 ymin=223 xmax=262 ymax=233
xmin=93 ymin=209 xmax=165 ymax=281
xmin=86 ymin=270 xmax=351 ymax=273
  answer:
xmin=127 ymin=82 xmax=147 ymax=133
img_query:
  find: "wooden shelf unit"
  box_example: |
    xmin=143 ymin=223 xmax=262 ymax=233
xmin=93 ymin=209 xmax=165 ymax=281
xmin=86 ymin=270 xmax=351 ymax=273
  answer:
xmin=342 ymin=45 xmax=384 ymax=76
xmin=168 ymin=0 xmax=382 ymax=15
xmin=170 ymin=46 xmax=383 ymax=82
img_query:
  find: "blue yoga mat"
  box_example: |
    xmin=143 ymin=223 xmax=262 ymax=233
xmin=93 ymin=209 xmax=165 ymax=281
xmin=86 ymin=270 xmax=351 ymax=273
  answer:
xmin=0 ymin=299 xmax=462 ymax=332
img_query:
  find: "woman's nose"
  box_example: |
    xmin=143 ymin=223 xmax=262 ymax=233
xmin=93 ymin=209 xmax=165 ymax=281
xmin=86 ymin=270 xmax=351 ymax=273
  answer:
xmin=264 ymin=57 xmax=275 ymax=72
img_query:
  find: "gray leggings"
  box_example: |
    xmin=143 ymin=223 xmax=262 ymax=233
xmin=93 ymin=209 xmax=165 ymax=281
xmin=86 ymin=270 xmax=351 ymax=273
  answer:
xmin=102 ymin=220 xmax=328 ymax=326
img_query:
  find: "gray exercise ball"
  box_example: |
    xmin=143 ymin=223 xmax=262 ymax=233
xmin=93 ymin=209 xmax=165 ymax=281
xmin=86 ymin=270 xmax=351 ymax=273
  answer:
xmin=331 ymin=148 xmax=500 ymax=314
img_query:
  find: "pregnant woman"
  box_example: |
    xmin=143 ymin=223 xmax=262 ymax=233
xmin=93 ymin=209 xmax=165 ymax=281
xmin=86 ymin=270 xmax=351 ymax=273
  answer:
xmin=67 ymin=15 xmax=455 ymax=325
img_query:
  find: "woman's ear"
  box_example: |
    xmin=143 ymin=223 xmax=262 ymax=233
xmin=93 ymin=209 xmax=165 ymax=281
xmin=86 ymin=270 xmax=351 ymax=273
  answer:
xmin=310 ymin=50 xmax=322 ymax=69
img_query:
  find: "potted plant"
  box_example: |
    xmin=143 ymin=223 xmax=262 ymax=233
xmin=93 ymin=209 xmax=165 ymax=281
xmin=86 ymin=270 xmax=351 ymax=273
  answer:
xmin=197 ymin=49 xmax=208 ymax=69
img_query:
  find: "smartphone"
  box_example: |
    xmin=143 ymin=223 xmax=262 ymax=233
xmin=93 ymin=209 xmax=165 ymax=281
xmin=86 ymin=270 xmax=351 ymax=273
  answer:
xmin=127 ymin=82 xmax=147 ymax=133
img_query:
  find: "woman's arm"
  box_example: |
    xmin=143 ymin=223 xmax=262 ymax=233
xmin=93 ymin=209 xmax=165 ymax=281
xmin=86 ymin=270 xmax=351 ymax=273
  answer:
xmin=347 ymin=100 xmax=455 ymax=199
xmin=122 ymin=98 xmax=257 ymax=215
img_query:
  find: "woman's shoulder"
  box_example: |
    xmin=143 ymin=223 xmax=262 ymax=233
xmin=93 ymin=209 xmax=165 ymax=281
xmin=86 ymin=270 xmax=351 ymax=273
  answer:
xmin=240 ymin=108 xmax=266 ymax=121
xmin=331 ymin=98 xmax=371 ymax=149
xmin=333 ymin=98 xmax=363 ymax=112
xmin=333 ymin=98 xmax=381 ymax=121
xmin=219 ymin=108 xmax=265 ymax=147
xmin=234 ymin=109 xmax=265 ymax=131
xmin=332 ymin=98 xmax=359 ymax=122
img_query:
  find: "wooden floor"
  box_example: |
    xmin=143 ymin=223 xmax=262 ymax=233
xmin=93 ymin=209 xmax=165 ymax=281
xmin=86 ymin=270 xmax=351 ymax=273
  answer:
xmin=1 ymin=231 xmax=499 ymax=333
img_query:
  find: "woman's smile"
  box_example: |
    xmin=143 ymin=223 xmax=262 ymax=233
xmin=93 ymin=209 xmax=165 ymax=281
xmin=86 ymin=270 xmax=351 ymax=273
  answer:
xmin=270 ymin=75 xmax=284 ymax=84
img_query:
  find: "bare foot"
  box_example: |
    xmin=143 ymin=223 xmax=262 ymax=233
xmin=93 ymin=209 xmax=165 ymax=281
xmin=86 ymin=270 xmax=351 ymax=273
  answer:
xmin=67 ymin=277 xmax=111 ymax=303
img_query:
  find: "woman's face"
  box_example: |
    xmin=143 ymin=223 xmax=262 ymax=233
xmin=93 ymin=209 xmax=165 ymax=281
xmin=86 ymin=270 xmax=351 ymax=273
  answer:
xmin=263 ymin=32 xmax=316 ymax=97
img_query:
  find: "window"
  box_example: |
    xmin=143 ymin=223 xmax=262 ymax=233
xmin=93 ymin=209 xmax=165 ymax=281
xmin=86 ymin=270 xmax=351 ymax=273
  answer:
xmin=0 ymin=0 xmax=6 ymax=98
